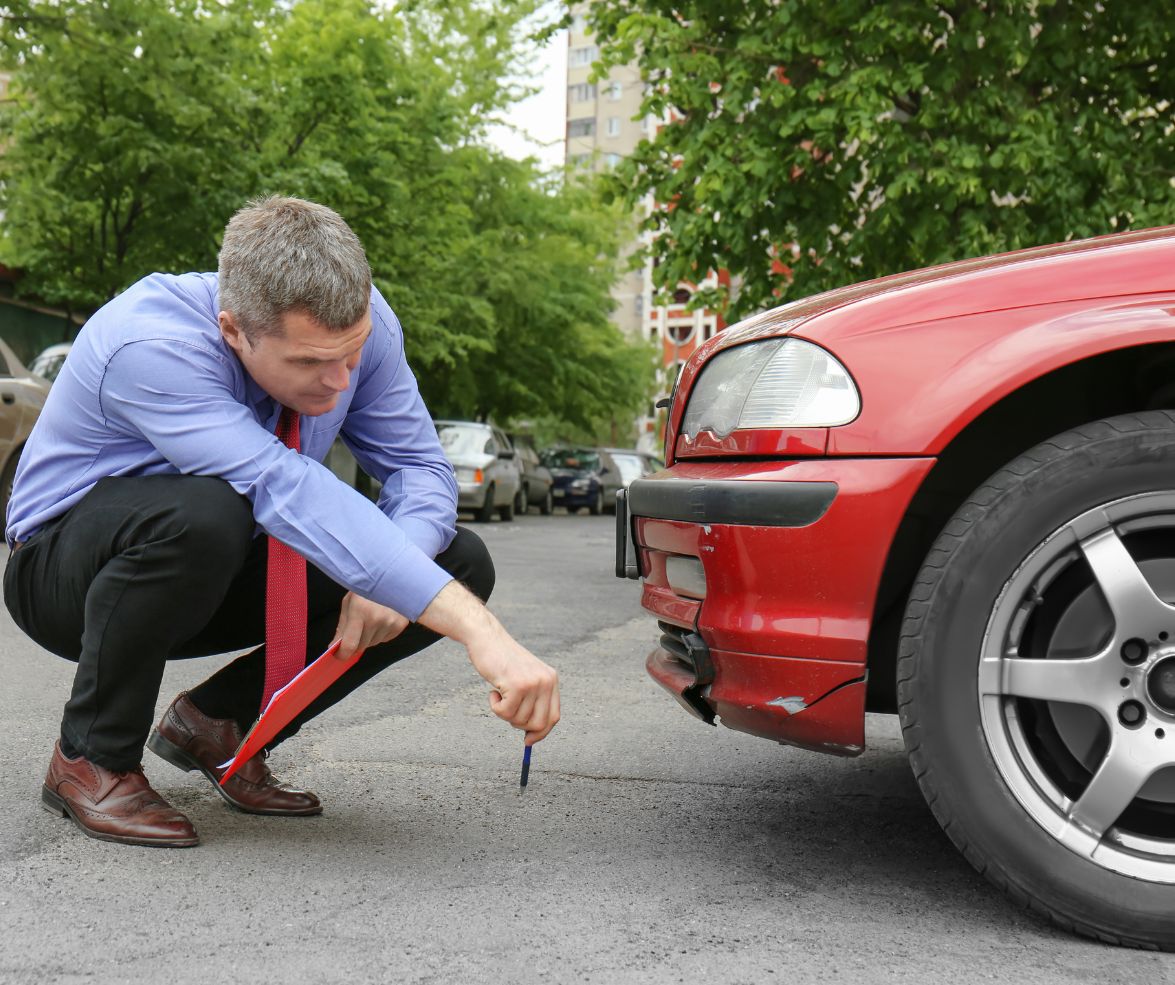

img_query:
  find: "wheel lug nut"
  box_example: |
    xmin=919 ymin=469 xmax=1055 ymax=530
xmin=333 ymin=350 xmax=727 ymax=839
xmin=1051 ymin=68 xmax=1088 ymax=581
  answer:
xmin=1119 ymin=700 xmax=1147 ymax=728
xmin=1121 ymin=638 xmax=1149 ymax=665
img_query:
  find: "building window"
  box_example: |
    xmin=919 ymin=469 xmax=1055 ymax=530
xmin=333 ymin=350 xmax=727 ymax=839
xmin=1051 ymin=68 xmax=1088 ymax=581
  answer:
xmin=570 ymin=45 xmax=598 ymax=67
xmin=673 ymin=287 xmax=692 ymax=304
xmin=570 ymin=13 xmax=588 ymax=34
xmin=607 ymin=82 xmax=622 ymax=101
xmin=606 ymin=117 xmax=621 ymax=137
xmin=568 ymin=118 xmax=596 ymax=138
xmin=604 ymin=153 xmax=622 ymax=168
xmin=570 ymin=83 xmax=597 ymax=102
xmin=569 ymin=153 xmax=592 ymax=169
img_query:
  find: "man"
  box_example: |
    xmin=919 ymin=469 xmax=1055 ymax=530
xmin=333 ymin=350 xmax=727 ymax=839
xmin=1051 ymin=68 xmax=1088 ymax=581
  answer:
xmin=4 ymin=196 xmax=559 ymax=847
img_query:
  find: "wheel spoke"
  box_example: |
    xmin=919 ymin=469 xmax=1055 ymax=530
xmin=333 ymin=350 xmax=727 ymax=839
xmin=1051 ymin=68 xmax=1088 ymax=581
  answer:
xmin=1067 ymin=739 xmax=1156 ymax=842
xmin=1080 ymin=526 xmax=1172 ymax=637
xmin=994 ymin=656 xmax=1107 ymax=707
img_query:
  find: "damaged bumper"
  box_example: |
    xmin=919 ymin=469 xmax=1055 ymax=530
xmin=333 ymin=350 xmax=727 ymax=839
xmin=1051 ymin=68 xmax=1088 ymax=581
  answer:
xmin=617 ymin=458 xmax=933 ymax=756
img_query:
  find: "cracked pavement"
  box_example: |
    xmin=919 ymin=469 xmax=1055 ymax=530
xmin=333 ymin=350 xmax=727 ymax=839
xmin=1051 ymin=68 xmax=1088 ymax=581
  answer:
xmin=2 ymin=513 xmax=1173 ymax=983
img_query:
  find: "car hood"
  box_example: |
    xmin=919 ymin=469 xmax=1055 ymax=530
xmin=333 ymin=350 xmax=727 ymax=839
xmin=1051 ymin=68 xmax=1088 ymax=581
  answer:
xmin=702 ymin=225 xmax=1175 ymax=356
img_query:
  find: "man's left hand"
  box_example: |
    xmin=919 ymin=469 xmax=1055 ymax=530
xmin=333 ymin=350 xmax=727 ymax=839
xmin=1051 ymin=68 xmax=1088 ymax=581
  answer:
xmin=334 ymin=591 xmax=409 ymax=660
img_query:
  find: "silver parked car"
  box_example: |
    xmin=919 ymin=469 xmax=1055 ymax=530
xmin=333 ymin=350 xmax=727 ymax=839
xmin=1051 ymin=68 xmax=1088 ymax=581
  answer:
xmin=435 ymin=420 xmax=522 ymax=523
xmin=0 ymin=339 xmax=51 ymax=516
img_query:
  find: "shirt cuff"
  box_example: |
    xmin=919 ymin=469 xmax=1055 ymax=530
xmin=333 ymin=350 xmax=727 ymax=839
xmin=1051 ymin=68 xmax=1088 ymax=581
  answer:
xmin=369 ymin=542 xmax=454 ymax=621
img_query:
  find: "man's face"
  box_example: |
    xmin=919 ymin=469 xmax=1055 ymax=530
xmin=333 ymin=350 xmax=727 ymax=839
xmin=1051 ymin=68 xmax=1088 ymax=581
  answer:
xmin=219 ymin=307 xmax=371 ymax=417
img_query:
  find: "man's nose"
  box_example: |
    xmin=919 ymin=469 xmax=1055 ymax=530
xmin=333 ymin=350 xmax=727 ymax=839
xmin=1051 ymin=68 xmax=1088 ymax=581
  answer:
xmin=322 ymin=361 xmax=351 ymax=392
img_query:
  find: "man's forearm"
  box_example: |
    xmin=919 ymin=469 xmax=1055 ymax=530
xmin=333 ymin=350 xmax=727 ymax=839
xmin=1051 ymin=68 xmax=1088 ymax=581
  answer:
xmin=418 ymin=580 xmax=560 ymax=743
xmin=418 ymin=579 xmax=502 ymax=649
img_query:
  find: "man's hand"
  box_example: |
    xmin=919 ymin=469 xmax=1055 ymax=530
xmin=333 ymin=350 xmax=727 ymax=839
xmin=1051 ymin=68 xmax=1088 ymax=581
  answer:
xmin=417 ymin=581 xmax=560 ymax=744
xmin=467 ymin=627 xmax=560 ymax=745
xmin=334 ymin=591 xmax=409 ymax=660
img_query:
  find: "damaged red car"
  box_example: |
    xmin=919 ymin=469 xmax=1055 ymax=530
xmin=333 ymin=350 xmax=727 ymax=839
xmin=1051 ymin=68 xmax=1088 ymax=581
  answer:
xmin=617 ymin=227 xmax=1175 ymax=949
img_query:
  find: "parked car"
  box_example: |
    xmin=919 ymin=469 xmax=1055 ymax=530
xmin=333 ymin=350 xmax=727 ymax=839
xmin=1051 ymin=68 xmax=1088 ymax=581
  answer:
xmin=615 ymin=227 xmax=1175 ymax=948
xmin=436 ymin=420 xmax=521 ymax=522
xmin=28 ymin=342 xmax=72 ymax=385
xmin=507 ymin=437 xmax=554 ymax=515
xmin=597 ymin=448 xmax=663 ymax=510
xmin=0 ymin=339 xmax=51 ymax=516
xmin=542 ymin=447 xmax=607 ymax=515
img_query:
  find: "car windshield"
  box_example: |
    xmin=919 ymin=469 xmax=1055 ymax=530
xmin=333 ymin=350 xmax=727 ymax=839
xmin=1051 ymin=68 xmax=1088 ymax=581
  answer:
xmin=543 ymin=449 xmax=600 ymax=471
xmin=30 ymin=354 xmax=66 ymax=383
xmin=435 ymin=423 xmax=488 ymax=457
xmin=610 ymin=453 xmax=646 ymax=485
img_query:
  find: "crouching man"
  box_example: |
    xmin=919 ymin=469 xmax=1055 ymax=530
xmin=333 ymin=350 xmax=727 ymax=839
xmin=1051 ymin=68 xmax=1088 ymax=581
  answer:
xmin=4 ymin=196 xmax=559 ymax=847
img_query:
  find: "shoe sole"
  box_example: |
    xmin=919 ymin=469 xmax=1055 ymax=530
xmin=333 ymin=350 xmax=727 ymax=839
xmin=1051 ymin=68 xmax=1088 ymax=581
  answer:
xmin=41 ymin=785 xmax=199 ymax=848
xmin=146 ymin=729 xmax=323 ymax=817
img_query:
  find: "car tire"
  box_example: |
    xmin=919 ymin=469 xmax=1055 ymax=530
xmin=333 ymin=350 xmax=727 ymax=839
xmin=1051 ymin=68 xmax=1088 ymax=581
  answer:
xmin=588 ymin=488 xmax=604 ymax=516
xmin=474 ymin=485 xmax=495 ymax=523
xmin=899 ymin=411 xmax=1175 ymax=949
xmin=539 ymin=489 xmax=553 ymax=516
xmin=498 ymin=497 xmax=515 ymax=522
xmin=515 ymin=485 xmax=528 ymax=516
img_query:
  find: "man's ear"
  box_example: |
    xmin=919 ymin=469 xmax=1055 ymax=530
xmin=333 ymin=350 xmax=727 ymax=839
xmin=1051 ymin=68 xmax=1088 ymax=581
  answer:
xmin=218 ymin=311 xmax=249 ymax=355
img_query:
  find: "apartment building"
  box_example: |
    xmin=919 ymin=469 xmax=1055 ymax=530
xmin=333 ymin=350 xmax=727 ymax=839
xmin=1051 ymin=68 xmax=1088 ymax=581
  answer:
xmin=565 ymin=9 xmax=724 ymax=452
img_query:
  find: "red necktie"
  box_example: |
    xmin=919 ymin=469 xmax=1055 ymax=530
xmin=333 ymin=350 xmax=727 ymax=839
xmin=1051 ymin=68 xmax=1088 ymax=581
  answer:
xmin=261 ymin=406 xmax=308 ymax=710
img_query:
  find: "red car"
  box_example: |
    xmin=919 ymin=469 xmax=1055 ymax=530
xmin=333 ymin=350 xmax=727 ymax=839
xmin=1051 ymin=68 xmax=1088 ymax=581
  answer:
xmin=617 ymin=227 xmax=1175 ymax=949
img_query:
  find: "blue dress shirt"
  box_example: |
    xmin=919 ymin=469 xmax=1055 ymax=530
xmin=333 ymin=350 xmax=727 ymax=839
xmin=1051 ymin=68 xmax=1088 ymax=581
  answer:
xmin=6 ymin=272 xmax=458 ymax=621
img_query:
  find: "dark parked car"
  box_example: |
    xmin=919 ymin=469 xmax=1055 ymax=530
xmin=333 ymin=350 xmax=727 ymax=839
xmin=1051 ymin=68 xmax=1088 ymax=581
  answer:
xmin=542 ymin=447 xmax=607 ymax=514
xmin=508 ymin=438 xmax=553 ymax=515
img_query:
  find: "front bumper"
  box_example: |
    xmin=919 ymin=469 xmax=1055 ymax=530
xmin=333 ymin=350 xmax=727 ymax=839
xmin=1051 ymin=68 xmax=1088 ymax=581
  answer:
xmin=552 ymin=485 xmax=597 ymax=507
xmin=617 ymin=458 xmax=933 ymax=755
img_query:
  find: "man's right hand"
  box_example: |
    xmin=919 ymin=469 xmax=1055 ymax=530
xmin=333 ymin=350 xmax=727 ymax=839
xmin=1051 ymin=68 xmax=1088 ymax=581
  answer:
xmin=417 ymin=580 xmax=560 ymax=744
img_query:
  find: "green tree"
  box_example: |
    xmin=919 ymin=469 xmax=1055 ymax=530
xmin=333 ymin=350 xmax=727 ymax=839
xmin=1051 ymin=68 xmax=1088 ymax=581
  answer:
xmin=587 ymin=1 xmax=1175 ymax=321
xmin=0 ymin=0 xmax=271 ymax=310
xmin=0 ymin=0 xmax=654 ymax=435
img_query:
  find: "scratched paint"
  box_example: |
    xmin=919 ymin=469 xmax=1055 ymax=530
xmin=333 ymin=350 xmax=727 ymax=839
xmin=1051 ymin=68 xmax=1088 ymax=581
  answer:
xmin=766 ymin=696 xmax=808 ymax=715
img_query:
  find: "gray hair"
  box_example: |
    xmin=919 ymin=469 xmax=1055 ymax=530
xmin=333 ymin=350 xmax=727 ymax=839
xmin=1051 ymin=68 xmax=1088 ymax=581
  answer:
xmin=217 ymin=196 xmax=372 ymax=341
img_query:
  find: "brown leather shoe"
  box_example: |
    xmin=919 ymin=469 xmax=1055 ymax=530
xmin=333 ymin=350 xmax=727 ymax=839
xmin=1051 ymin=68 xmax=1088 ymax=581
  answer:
xmin=147 ymin=692 xmax=322 ymax=816
xmin=42 ymin=741 xmax=199 ymax=847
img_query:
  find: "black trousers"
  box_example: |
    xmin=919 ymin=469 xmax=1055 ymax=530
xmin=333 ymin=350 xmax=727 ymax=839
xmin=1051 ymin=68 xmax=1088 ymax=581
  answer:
xmin=4 ymin=475 xmax=494 ymax=771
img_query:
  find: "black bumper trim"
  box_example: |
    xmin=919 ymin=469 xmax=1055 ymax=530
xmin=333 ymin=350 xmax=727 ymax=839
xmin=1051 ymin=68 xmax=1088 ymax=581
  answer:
xmin=627 ymin=476 xmax=836 ymax=527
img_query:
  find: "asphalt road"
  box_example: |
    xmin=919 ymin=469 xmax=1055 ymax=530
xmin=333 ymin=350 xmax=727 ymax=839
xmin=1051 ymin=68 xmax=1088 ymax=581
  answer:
xmin=2 ymin=512 xmax=1174 ymax=984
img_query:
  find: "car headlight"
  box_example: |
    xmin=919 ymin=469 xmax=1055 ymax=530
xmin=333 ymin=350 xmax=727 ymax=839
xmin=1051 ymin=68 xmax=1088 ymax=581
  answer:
xmin=570 ymin=479 xmax=590 ymax=491
xmin=680 ymin=338 xmax=859 ymax=438
xmin=455 ymin=467 xmax=482 ymax=483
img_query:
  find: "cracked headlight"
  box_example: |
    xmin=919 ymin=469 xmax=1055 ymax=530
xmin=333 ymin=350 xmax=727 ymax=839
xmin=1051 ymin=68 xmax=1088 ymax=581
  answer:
xmin=681 ymin=338 xmax=859 ymax=438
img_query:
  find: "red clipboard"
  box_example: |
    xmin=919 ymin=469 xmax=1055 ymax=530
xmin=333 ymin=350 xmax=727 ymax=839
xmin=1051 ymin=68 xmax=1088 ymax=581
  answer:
xmin=218 ymin=640 xmax=364 ymax=785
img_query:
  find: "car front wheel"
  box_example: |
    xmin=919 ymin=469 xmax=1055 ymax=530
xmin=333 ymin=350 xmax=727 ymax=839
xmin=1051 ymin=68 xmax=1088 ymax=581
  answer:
xmin=474 ymin=485 xmax=495 ymax=523
xmin=900 ymin=412 xmax=1175 ymax=949
xmin=588 ymin=488 xmax=604 ymax=516
xmin=539 ymin=488 xmax=553 ymax=515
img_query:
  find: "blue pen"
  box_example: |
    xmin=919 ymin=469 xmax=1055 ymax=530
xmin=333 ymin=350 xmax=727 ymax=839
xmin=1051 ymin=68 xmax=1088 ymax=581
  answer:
xmin=519 ymin=743 xmax=532 ymax=795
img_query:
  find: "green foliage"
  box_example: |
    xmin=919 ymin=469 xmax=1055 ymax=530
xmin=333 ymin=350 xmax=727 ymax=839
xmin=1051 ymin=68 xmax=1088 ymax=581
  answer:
xmin=0 ymin=0 xmax=654 ymax=435
xmin=586 ymin=1 xmax=1175 ymax=321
